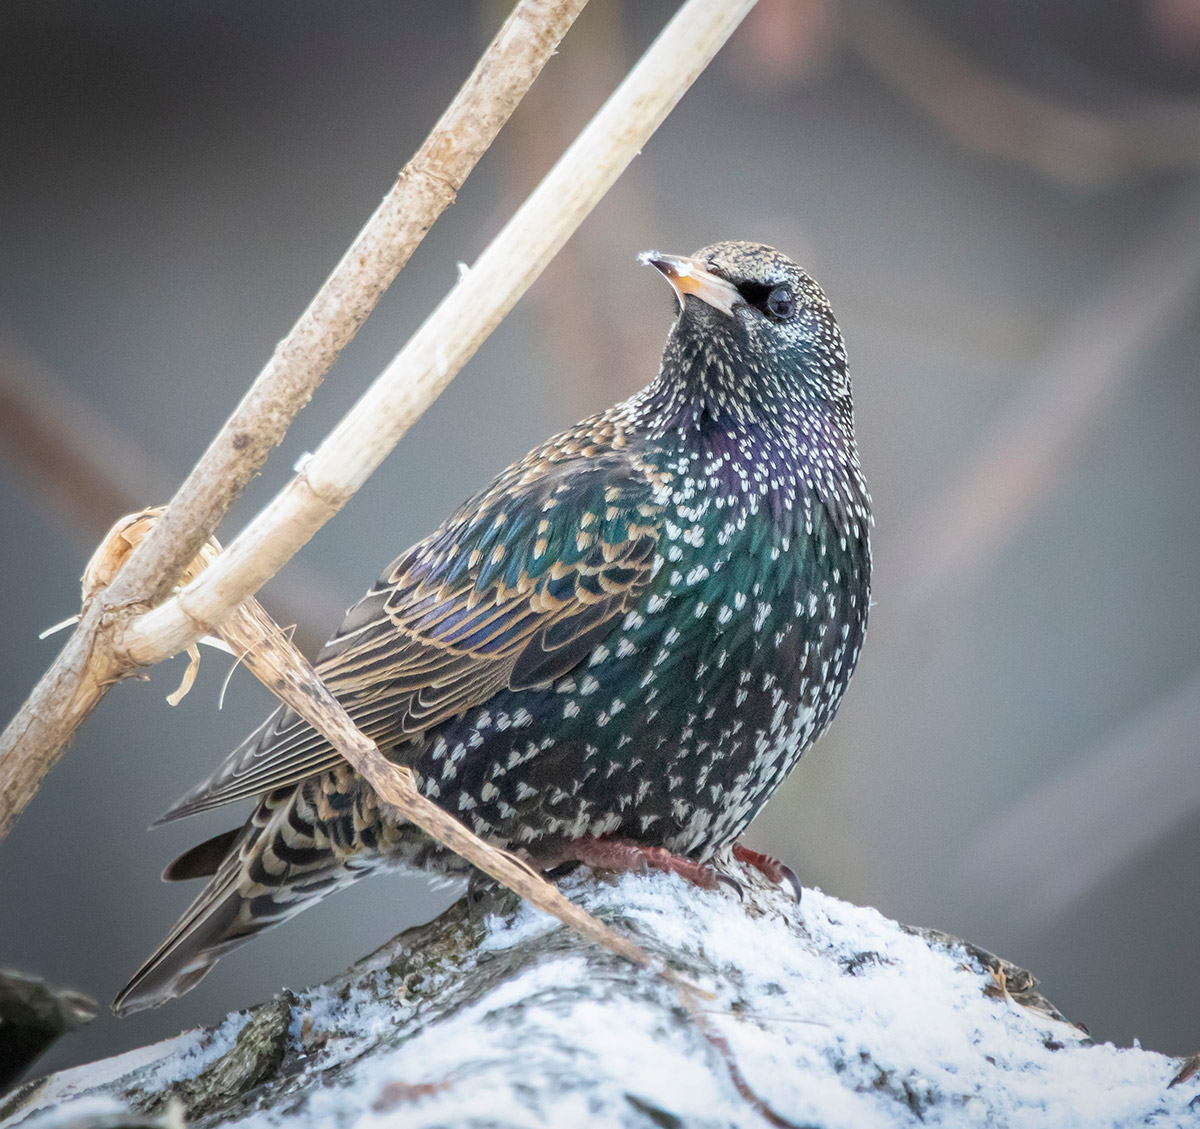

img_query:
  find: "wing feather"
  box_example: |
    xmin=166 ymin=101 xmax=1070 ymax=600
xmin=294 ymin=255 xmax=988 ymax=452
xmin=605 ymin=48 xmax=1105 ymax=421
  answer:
xmin=157 ymin=448 xmax=663 ymax=824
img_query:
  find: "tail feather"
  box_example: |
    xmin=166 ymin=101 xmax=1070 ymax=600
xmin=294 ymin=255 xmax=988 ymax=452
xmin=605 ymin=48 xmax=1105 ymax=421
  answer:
xmin=113 ymin=881 xmax=246 ymax=1015
xmin=114 ymin=781 xmax=372 ymax=1016
xmin=162 ymin=828 xmax=242 ymax=882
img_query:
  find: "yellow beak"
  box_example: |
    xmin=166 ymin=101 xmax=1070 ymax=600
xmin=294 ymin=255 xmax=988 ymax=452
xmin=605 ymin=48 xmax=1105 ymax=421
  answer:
xmin=640 ymin=251 xmax=740 ymax=318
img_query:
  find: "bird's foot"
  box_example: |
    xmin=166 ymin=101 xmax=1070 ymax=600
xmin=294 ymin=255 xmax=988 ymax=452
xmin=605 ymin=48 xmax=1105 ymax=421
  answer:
xmin=731 ymin=842 xmax=802 ymax=903
xmin=538 ymin=837 xmax=739 ymax=895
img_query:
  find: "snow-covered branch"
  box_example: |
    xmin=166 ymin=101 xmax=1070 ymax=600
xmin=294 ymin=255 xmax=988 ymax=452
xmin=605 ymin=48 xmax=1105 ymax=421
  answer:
xmin=3 ymin=873 xmax=1190 ymax=1129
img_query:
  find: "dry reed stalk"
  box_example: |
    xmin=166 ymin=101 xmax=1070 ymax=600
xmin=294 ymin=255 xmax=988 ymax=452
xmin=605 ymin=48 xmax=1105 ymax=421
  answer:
xmin=0 ymin=0 xmax=588 ymax=838
xmin=119 ymin=0 xmax=758 ymax=668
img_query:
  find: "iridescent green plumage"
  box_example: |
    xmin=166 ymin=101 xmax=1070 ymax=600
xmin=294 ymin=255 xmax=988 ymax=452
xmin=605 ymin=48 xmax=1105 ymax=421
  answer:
xmin=115 ymin=241 xmax=871 ymax=1015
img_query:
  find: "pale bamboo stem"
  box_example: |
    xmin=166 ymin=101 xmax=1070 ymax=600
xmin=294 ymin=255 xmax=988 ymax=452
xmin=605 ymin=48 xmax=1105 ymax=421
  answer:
xmin=217 ymin=597 xmax=682 ymax=983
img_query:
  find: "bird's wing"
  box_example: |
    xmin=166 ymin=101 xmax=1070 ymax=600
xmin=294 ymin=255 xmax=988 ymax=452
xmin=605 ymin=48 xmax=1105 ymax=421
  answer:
xmin=157 ymin=448 xmax=665 ymax=823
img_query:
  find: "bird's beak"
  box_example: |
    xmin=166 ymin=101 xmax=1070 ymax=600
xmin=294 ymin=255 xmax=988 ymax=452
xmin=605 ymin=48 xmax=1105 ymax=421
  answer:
xmin=639 ymin=251 xmax=740 ymax=318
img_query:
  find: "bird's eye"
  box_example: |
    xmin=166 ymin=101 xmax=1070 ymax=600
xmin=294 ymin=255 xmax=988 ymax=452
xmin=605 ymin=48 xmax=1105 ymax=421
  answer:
xmin=765 ymin=286 xmax=795 ymax=321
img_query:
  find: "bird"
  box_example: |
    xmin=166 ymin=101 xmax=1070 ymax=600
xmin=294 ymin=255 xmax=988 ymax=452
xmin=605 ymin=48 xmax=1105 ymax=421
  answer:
xmin=114 ymin=240 xmax=872 ymax=1015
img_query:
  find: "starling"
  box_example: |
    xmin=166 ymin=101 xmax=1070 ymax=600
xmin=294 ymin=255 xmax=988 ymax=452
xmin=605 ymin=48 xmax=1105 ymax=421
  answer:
xmin=114 ymin=241 xmax=872 ymax=1014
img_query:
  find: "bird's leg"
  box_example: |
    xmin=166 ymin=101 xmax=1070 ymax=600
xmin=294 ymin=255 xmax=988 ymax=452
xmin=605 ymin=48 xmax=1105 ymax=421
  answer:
xmin=538 ymin=836 xmax=737 ymax=893
xmin=731 ymin=843 xmax=802 ymax=903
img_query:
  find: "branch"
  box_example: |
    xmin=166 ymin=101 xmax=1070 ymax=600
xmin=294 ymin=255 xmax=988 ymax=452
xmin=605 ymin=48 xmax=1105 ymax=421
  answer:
xmin=0 ymin=331 xmax=340 ymax=655
xmin=105 ymin=0 xmax=590 ymax=613
xmin=503 ymin=3 xmax=662 ymax=417
xmin=67 ymin=509 xmax=681 ymax=992
xmin=0 ymin=0 xmax=588 ymax=839
xmin=845 ymin=0 xmax=1200 ymax=186
xmin=117 ymin=0 xmax=757 ymax=666
xmin=14 ymin=876 xmax=1175 ymax=1129
xmin=217 ymin=585 xmax=681 ymax=981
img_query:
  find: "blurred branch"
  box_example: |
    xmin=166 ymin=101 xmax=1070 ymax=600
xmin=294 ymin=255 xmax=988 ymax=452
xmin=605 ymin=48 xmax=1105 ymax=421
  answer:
xmin=962 ymin=667 xmax=1200 ymax=929
xmin=845 ymin=0 xmax=1200 ymax=187
xmin=882 ymin=182 xmax=1200 ymax=641
xmin=0 ymin=330 xmax=340 ymax=655
xmin=0 ymin=0 xmax=590 ymax=840
xmin=0 ymin=968 xmax=96 ymax=1091
xmin=730 ymin=0 xmax=839 ymax=85
xmin=0 ymin=332 xmax=171 ymax=538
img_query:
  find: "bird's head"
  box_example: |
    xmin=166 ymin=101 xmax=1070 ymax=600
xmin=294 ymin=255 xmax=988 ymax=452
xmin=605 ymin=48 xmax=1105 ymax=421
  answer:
xmin=640 ymin=240 xmax=849 ymax=418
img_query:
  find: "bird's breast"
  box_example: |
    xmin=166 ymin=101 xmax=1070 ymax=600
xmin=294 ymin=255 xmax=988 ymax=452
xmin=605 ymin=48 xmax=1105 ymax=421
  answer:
xmin=561 ymin=462 xmax=869 ymax=830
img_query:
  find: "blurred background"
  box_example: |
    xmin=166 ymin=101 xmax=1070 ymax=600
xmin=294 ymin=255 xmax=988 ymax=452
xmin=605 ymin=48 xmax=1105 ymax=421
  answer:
xmin=2 ymin=0 xmax=1199 ymax=1077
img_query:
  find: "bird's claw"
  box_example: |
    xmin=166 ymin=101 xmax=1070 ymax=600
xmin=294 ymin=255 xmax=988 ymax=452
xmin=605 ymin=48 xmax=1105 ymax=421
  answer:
xmin=731 ymin=843 xmax=803 ymax=904
xmin=715 ymin=871 xmax=744 ymax=901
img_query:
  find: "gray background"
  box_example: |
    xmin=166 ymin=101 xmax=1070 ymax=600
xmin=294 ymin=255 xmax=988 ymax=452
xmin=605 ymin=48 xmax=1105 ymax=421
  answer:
xmin=2 ymin=0 xmax=1199 ymax=1076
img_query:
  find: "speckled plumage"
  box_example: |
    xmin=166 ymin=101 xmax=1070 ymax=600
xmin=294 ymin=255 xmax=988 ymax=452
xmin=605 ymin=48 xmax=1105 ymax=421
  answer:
xmin=115 ymin=241 xmax=871 ymax=1014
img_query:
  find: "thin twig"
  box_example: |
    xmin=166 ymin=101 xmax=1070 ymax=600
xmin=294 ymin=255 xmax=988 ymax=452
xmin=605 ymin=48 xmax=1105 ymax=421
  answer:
xmin=0 ymin=330 xmax=339 ymax=654
xmin=64 ymin=511 xmax=692 ymax=991
xmin=0 ymin=0 xmax=587 ymax=839
xmin=217 ymin=592 xmax=677 ymax=980
xmin=104 ymin=0 xmax=589 ymax=613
